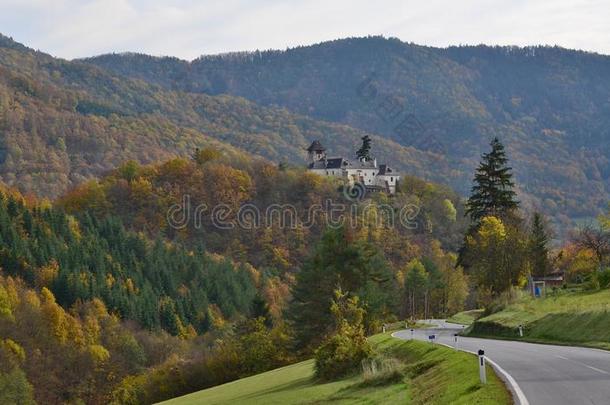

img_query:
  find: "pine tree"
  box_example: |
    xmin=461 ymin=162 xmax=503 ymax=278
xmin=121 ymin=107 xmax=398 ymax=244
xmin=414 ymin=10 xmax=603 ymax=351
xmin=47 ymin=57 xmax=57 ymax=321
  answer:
xmin=356 ymin=135 xmax=372 ymax=161
xmin=250 ymin=294 xmax=273 ymax=328
xmin=287 ymin=227 xmax=393 ymax=351
xmin=529 ymin=212 xmax=551 ymax=277
xmin=465 ymin=138 xmax=519 ymax=222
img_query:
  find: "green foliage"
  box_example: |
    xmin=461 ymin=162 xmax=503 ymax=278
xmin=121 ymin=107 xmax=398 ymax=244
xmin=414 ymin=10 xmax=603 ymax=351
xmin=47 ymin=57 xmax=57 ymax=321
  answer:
xmin=466 ymin=138 xmax=519 ymax=222
xmin=0 ymin=368 xmax=35 ymax=405
xmin=598 ymin=268 xmax=610 ymax=289
xmin=356 ymin=135 xmax=372 ymax=161
xmin=314 ymin=289 xmax=372 ymax=380
xmin=0 ymin=187 xmax=256 ymax=335
xmin=529 ymin=212 xmax=552 ymax=277
xmin=403 ymin=259 xmax=428 ymax=317
xmin=288 ymin=227 xmax=395 ymax=350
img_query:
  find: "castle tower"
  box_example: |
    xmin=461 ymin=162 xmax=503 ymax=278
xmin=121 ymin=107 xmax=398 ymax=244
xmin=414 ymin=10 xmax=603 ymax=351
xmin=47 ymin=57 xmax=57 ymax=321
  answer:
xmin=306 ymin=140 xmax=326 ymax=162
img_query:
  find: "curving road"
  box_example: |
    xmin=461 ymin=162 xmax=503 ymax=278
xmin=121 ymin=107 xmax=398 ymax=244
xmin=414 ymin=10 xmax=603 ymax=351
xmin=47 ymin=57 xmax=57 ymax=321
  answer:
xmin=392 ymin=320 xmax=610 ymax=405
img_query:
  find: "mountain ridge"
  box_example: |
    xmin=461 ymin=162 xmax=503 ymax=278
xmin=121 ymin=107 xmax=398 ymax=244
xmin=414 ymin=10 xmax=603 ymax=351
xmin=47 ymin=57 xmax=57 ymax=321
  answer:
xmin=81 ymin=36 xmax=610 ymax=232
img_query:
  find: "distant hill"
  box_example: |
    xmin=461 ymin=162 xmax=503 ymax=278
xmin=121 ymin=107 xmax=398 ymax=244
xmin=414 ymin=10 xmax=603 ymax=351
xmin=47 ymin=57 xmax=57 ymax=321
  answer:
xmin=83 ymin=37 xmax=610 ymax=231
xmin=0 ymin=34 xmax=438 ymax=199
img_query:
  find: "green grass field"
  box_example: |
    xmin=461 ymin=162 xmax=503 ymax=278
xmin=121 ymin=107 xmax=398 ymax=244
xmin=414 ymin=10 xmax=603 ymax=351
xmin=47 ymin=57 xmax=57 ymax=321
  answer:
xmin=447 ymin=309 xmax=485 ymax=325
xmin=160 ymin=334 xmax=510 ymax=405
xmin=470 ymin=288 xmax=610 ymax=349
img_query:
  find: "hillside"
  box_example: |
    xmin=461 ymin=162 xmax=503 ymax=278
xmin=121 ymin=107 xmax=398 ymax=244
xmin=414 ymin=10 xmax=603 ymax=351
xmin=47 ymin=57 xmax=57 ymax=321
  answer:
xmin=468 ymin=288 xmax=610 ymax=350
xmin=161 ymin=334 xmax=511 ymax=405
xmin=0 ymin=34 xmax=439 ymax=199
xmin=83 ymin=36 xmax=610 ymax=231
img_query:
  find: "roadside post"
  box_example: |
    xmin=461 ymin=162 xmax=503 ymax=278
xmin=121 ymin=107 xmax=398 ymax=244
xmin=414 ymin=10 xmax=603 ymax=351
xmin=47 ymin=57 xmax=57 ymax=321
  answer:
xmin=382 ymin=324 xmax=386 ymax=333
xmin=410 ymin=329 xmax=414 ymax=339
xmin=453 ymin=333 xmax=458 ymax=350
xmin=518 ymin=325 xmax=523 ymax=337
xmin=478 ymin=350 xmax=487 ymax=384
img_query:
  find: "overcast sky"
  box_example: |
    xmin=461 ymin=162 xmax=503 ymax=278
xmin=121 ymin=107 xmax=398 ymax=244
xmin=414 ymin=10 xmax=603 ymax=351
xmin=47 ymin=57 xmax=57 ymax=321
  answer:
xmin=1 ymin=0 xmax=609 ymax=60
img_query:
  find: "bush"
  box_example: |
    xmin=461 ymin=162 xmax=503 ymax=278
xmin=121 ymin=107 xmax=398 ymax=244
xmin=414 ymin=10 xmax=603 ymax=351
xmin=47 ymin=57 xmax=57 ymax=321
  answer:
xmin=315 ymin=331 xmax=371 ymax=380
xmin=314 ymin=289 xmax=372 ymax=380
xmin=598 ymin=269 xmax=610 ymax=289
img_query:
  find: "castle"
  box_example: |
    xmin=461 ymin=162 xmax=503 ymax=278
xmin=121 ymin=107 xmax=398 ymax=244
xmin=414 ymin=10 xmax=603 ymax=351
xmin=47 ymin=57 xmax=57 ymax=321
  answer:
xmin=306 ymin=140 xmax=399 ymax=194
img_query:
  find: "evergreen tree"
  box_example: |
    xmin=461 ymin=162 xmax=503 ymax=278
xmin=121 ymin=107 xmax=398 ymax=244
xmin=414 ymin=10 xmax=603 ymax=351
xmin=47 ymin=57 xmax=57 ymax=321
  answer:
xmin=287 ymin=227 xmax=394 ymax=351
xmin=529 ymin=212 xmax=551 ymax=277
xmin=250 ymin=294 xmax=273 ymax=328
xmin=466 ymin=138 xmax=519 ymax=222
xmin=356 ymin=135 xmax=372 ymax=161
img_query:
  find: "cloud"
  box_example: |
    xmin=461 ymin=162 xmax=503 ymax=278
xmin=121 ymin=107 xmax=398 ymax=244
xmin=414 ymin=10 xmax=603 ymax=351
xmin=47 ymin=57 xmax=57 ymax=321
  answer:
xmin=0 ymin=0 xmax=608 ymax=60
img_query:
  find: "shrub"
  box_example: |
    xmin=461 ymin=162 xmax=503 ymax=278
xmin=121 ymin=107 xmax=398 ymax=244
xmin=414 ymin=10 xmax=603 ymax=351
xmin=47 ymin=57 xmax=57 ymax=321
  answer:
xmin=598 ymin=268 xmax=610 ymax=289
xmin=314 ymin=289 xmax=372 ymax=380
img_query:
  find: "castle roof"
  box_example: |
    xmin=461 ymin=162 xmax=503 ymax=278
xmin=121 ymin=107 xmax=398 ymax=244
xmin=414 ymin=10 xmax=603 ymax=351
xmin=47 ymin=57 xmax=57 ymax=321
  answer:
xmin=378 ymin=164 xmax=395 ymax=175
xmin=346 ymin=159 xmax=376 ymax=170
xmin=307 ymin=157 xmax=345 ymax=170
xmin=306 ymin=140 xmax=326 ymax=152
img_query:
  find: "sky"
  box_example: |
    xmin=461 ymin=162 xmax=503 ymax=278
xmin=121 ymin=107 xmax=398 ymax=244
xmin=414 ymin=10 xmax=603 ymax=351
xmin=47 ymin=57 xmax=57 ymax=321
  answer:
xmin=1 ymin=0 xmax=609 ymax=60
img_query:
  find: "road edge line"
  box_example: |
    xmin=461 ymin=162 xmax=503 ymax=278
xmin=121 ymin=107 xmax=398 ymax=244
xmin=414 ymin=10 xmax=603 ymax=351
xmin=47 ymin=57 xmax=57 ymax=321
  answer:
xmin=390 ymin=331 xmax=529 ymax=405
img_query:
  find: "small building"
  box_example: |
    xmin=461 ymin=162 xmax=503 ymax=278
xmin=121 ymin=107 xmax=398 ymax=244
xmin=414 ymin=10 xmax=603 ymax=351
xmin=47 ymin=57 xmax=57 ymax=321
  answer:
xmin=529 ymin=271 xmax=565 ymax=297
xmin=306 ymin=140 xmax=399 ymax=194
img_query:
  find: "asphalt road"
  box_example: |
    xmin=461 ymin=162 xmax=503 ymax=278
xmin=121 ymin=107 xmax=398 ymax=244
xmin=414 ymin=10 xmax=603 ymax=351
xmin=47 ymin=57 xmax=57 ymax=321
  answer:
xmin=392 ymin=320 xmax=610 ymax=405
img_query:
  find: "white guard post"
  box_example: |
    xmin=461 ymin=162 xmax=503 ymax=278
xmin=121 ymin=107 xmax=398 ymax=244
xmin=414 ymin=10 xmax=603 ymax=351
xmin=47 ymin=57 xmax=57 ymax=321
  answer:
xmin=478 ymin=349 xmax=487 ymax=384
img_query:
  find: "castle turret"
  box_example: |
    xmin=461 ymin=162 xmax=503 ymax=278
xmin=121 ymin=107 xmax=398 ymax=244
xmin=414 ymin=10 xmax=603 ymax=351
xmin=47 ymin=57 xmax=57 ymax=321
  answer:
xmin=306 ymin=140 xmax=326 ymax=162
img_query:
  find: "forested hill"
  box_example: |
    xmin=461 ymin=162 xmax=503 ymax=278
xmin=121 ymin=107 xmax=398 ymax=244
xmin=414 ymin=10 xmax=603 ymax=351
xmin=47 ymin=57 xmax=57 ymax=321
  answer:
xmin=0 ymin=34 xmax=437 ymax=199
xmin=83 ymin=36 xmax=610 ymax=229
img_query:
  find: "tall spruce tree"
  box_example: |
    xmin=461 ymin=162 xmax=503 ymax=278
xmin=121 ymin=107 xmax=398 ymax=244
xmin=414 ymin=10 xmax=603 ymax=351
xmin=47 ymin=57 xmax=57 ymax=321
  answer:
xmin=529 ymin=212 xmax=551 ymax=277
xmin=356 ymin=135 xmax=372 ymax=161
xmin=466 ymin=137 xmax=519 ymax=222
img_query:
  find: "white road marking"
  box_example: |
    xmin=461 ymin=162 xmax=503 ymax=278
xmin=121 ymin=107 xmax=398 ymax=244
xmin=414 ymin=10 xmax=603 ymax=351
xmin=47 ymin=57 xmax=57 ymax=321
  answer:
xmin=554 ymin=354 xmax=610 ymax=375
xmin=584 ymin=365 xmax=609 ymax=375
xmin=392 ymin=330 xmax=530 ymax=405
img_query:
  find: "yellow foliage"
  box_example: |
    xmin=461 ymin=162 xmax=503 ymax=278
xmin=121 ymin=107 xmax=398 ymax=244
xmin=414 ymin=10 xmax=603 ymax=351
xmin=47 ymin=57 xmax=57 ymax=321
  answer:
xmin=106 ymin=273 xmax=116 ymax=288
xmin=1 ymin=339 xmax=26 ymax=362
xmin=23 ymin=290 xmax=40 ymax=309
xmin=477 ymin=216 xmax=507 ymax=244
xmin=0 ymin=285 xmax=13 ymax=321
xmin=207 ymin=305 xmax=227 ymax=330
xmin=40 ymin=287 xmax=56 ymax=304
xmin=36 ymin=260 xmax=59 ymax=289
xmin=89 ymin=344 xmax=111 ymax=363
xmin=41 ymin=287 xmax=70 ymax=344
xmin=193 ymin=147 xmax=222 ymax=164
xmin=125 ymin=278 xmax=136 ymax=294
xmin=178 ymin=323 xmax=197 ymax=340
xmin=66 ymin=215 xmax=82 ymax=240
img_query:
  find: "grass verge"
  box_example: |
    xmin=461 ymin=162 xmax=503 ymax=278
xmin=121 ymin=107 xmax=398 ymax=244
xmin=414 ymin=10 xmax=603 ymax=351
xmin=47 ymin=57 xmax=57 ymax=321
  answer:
xmin=446 ymin=309 xmax=485 ymax=325
xmin=159 ymin=334 xmax=511 ymax=405
xmin=469 ymin=288 xmax=610 ymax=350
